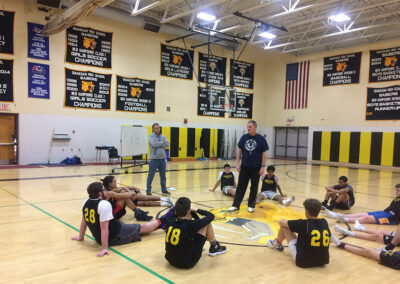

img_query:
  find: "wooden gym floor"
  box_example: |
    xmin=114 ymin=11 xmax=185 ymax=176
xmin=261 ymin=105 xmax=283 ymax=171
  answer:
xmin=0 ymin=159 xmax=399 ymax=283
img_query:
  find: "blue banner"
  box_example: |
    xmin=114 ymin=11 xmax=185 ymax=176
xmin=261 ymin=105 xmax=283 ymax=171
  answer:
xmin=28 ymin=62 xmax=50 ymax=99
xmin=27 ymin=22 xmax=49 ymax=60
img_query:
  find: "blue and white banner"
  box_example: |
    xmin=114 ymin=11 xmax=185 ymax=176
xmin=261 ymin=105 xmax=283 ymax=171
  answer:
xmin=27 ymin=22 xmax=49 ymax=60
xmin=28 ymin=62 xmax=50 ymax=99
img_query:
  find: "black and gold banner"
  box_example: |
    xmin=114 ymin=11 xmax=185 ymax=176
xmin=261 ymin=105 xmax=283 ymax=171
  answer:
xmin=366 ymin=86 xmax=400 ymax=120
xmin=229 ymin=91 xmax=253 ymax=119
xmin=197 ymin=86 xmax=225 ymax=117
xmin=323 ymin=52 xmax=361 ymax=86
xmin=229 ymin=59 xmax=254 ymax=89
xmin=0 ymin=59 xmax=13 ymax=102
xmin=66 ymin=26 xmax=112 ymax=68
xmin=65 ymin=68 xmax=111 ymax=110
xmin=369 ymin=46 xmax=400 ymax=83
xmin=161 ymin=44 xmax=194 ymax=80
xmin=116 ymin=75 xmax=155 ymax=113
xmin=0 ymin=10 xmax=14 ymax=54
xmin=198 ymin=52 xmax=226 ymax=85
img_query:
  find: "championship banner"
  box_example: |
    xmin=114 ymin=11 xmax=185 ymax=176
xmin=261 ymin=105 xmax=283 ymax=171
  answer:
xmin=198 ymin=52 xmax=226 ymax=85
xmin=65 ymin=68 xmax=111 ymax=110
xmin=366 ymin=86 xmax=400 ymax=120
xmin=0 ymin=10 xmax=14 ymax=54
xmin=229 ymin=92 xmax=253 ymax=119
xmin=230 ymin=59 xmax=254 ymax=89
xmin=197 ymin=86 xmax=225 ymax=117
xmin=323 ymin=52 xmax=361 ymax=86
xmin=0 ymin=59 xmax=13 ymax=102
xmin=28 ymin=62 xmax=49 ymax=99
xmin=27 ymin=22 xmax=49 ymax=60
xmin=66 ymin=26 xmax=112 ymax=68
xmin=369 ymin=46 xmax=400 ymax=83
xmin=161 ymin=44 xmax=194 ymax=80
xmin=116 ymin=75 xmax=155 ymax=113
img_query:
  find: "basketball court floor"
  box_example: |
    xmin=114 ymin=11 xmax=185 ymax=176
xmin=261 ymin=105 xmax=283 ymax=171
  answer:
xmin=0 ymin=159 xmax=398 ymax=283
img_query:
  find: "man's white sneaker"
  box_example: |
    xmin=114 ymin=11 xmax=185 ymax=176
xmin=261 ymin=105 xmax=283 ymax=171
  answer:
xmin=267 ymin=239 xmax=284 ymax=251
xmin=227 ymin=206 xmax=238 ymax=212
xmin=248 ymin=207 xmax=254 ymax=213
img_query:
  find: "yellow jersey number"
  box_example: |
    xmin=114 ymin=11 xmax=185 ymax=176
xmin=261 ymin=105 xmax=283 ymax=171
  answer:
xmin=166 ymin=226 xmax=181 ymax=246
xmin=84 ymin=208 xmax=96 ymax=224
xmin=310 ymin=230 xmax=330 ymax=247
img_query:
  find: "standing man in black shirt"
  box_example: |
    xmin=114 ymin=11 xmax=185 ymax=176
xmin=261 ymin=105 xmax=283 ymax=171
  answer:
xmin=165 ymin=197 xmax=227 ymax=268
xmin=71 ymin=182 xmax=173 ymax=257
xmin=322 ymin=176 xmax=355 ymax=210
xmin=228 ymin=120 xmax=269 ymax=213
xmin=267 ymin=198 xmax=331 ymax=268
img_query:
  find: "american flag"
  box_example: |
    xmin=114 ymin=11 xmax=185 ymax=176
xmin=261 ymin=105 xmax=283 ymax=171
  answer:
xmin=285 ymin=61 xmax=310 ymax=109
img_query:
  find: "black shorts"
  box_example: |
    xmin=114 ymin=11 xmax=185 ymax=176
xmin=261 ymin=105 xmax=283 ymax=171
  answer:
xmin=383 ymin=232 xmax=398 ymax=245
xmin=168 ymin=234 xmax=207 ymax=269
xmin=334 ymin=201 xmax=353 ymax=210
xmin=380 ymin=250 xmax=400 ymax=270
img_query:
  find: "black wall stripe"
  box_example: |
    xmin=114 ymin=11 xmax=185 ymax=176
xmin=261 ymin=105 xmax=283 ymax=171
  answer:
xmin=170 ymin=127 xmax=179 ymax=157
xmin=217 ymin=129 xmax=224 ymax=158
xmin=349 ymin=132 xmax=360 ymax=163
xmin=370 ymin=132 xmax=383 ymax=165
xmin=201 ymin=128 xmax=210 ymax=157
xmin=393 ymin=133 xmax=400 ymax=167
xmin=330 ymin=132 xmax=340 ymax=162
xmin=187 ymin=128 xmax=195 ymax=157
xmin=312 ymin=132 xmax=322 ymax=160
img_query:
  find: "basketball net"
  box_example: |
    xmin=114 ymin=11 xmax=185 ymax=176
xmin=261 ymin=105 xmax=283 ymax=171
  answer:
xmin=222 ymin=103 xmax=233 ymax=112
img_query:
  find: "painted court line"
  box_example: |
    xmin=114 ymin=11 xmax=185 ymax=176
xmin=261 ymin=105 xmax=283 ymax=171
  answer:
xmin=0 ymin=187 xmax=174 ymax=284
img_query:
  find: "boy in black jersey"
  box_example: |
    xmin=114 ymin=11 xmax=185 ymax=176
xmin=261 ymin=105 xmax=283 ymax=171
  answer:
xmin=209 ymin=164 xmax=237 ymax=196
xmin=325 ymin=184 xmax=400 ymax=225
xmin=334 ymin=224 xmax=400 ymax=270
xmin=267 ymin=198 xmax=331 ymax=268
xmin=165 ymin=197 xmax=227 ymax=268
xmin=71 ymin=182 xmax=171 ymax=257
xmin=256 ymin=165 xmax=295 ymax=206
xmin=322 ymin=176 xmax=355 ymax=210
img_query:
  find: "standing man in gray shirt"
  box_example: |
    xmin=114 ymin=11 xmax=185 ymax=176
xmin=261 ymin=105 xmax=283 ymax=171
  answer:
xmin=147 ymin=123 xmax=170 ymax=196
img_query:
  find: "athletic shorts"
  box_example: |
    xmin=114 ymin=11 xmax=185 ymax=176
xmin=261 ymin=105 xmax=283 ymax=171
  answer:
xmin=380 ymin=250 xmax=400 ymax=270
xmin=368 ymin=211 xmax=398 ymax=225
xmin=334 ymin=201 xmax=353 ymax=210
xmin=109 ymin=223 xmax=141 ymax=246
xmin=261 ymin=190 xmax=277 ymax=200
xmin=113 ymin=199 xmax=127 ymax=220
xmin=222 ymin=186 xmax=236 ymax=195
xmin=168 ymin=234 xmax=207 ymax=269
xmin=288 ymin=238 xmax=297 ymax=260
xmin=383 ymin=232 xmax=398 ymax=245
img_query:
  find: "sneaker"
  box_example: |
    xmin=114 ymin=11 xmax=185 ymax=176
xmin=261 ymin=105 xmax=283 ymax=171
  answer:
xmin=162 ymin=190 xmax=171 ymax=196
xmin=325 ymin=208 xmax=338 ymax=219
xmin=248 ymin=207 xmax=255 ymax=213
xmin=337 ymin=214 xmax=348 ymax=223
xmin=227 ymin=206 xmax=238 ymax=212
xmin=354 ymin=219 xmax=365 ymax=231
xmin=267 ymin=239 xmax=284 ymax=251
xmin=135 ymin=212 xmax=153 ymax=221
xmin=334 ymin=225 xmax=349 ymax=235
xmin=208 ymin=241 xmax=227 ymax=256
xmin=282 ymin=196 xmax=295 ymax=206
xmin=158 ymin=207 xmax=175 ymax=230
xmin=321 ymin=200 xmax=328 ymax=208
xmin=146 ymin=191 xmax=152 ymax=196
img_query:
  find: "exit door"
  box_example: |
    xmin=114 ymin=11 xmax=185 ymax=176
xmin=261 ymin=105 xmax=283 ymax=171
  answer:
xmin=0 ymin=114 xmax=17 ymax=164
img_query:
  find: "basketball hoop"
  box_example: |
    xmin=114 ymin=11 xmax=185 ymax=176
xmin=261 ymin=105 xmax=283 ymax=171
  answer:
xmin=222 ymin=103 xmax=233 ymax=112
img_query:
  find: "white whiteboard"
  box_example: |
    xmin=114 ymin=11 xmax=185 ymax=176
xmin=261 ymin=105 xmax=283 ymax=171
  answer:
xmin=121 ymin=126 xmax=148 ymax=157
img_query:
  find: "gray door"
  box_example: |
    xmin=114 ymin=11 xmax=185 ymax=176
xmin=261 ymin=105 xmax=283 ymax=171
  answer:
xmin=274 ymin=127 xmax=308 ymax=160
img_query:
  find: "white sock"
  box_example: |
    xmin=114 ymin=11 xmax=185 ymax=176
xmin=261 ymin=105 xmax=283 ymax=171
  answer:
xmin=334 ymin=225 xmax=355 ymax=236
xmin=354 ymin=219 xmax=366 ymax=231
xmin=337 ymin=214 xmax=349 ymax=223
xmin=160 ymin=197 xmax=169 ymax=202
xmin=330 ymin=234 xmax=342 ymax=246
xmin=325 ymin=208 xmax=338 ymax=219
xmin=160 ymin=201 xmax=169 ymax=206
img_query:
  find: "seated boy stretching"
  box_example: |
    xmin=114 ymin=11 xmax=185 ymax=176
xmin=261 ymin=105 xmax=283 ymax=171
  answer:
xmin=209 ymin=164 xmax=237 ymax=197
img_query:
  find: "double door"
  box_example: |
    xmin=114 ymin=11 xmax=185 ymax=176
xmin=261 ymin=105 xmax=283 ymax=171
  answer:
xmin=274 ymin=127 xmax=308 ymax=160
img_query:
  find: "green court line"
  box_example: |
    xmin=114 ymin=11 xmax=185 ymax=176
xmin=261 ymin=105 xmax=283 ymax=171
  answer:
xmin=0 ymin=188 xmax=174 ymax=284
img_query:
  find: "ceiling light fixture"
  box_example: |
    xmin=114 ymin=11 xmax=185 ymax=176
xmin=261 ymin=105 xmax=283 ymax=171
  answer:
xmin=328 ymin=13 xmax=351 ymax=23
xmin=197 ymin=12 xmax=216 ymax=22
xmin=259 ymin=31 xmax=276 ymax=39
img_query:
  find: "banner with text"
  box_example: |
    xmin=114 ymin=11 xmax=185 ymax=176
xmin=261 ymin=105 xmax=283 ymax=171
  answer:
xmin=230 ymin=59 xmax=254 ymax=89
xmin=229 ymin=92 xmax=253 ymax=119
xmin=161 ymin=44 xmax=194 ymax=80
xmin=366 ymin=86 xmax=400 ymax=120
xmin=27 ymin=22 xmax=49 ymax=60
xmin=28 ymin=62 xmax=49 ymax=99
xmin=65 ymin=68 xmax=111 ymax=110
xmin=0 ymin=59 xmax=13 ymax=102
xmin=323 ymin=52 xmax=361 ymax=86
xmin=198 ymin=52 xmax=226 ymax=85
xmin=66 ymin=26 xmax=112 ymax=68
xmin=197 ymin=87 xmax=225 ymax=117
xmin=116 ymin=75 xmax=155 ymax=113
xmin=369 ymin=47 xmax=400 ymax=83
xmin=0 ymin=10 xmax=14 ymax=54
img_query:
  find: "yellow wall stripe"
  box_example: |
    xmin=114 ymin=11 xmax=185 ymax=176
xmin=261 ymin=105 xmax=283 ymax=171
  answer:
xmin=381 ymin=132 xmax=395 ymax=166
xmin=359 ymin=132 xmax=371 ymax=165
xmin=320 ymin=131 xmax=331 ymax=161
xmin=339 ymin=132 xmax=350 ymax=163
